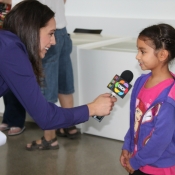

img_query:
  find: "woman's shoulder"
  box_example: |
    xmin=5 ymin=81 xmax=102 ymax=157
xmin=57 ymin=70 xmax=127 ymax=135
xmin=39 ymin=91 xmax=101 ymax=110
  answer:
xmin=0 ymin=30 xmax=26 ymax=51
xmin=0 ymin=30 xmax=21 ymax=43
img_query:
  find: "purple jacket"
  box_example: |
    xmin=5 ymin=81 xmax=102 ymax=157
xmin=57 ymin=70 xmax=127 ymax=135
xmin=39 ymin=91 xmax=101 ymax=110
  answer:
xmin=122 ymin=73 xmax=175 ymax=170
xmin=0 ymin=30 xmax=89 ymax=129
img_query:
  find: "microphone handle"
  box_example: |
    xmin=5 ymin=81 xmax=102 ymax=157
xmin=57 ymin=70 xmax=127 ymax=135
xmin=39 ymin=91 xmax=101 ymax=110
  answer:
xmin=92 ymin=115 xmax=105 ymax=122
xmin=92 ymin=92 xmax=116 ymax=122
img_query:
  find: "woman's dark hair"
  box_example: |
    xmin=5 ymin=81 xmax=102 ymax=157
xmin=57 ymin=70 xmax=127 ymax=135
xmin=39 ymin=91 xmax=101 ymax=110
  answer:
xmin=138 ymin=23 xmax=175 ymax=63
xmin=3 ymin=0 xmax=55 ymax=84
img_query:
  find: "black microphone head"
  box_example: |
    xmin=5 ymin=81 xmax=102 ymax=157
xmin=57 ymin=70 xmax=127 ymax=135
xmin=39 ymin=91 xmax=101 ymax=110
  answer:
xmin=120 ymin=70 xmax=134 ymax=83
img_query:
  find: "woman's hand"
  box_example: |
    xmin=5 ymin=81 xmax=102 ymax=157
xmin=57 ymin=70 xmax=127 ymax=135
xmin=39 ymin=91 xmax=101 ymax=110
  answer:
xmin=87 ymin=93 xmax=117 ymax=117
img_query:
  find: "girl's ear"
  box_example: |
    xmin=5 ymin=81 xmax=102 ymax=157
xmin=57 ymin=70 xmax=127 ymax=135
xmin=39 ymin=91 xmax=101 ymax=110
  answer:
xmin=158 ymin=49 xmax=169 ymax=62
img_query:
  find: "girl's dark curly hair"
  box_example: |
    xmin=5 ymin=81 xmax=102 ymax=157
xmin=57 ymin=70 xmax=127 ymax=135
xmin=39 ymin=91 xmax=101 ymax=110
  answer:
xmin=138 ymin=23 xmax=175 ymax=63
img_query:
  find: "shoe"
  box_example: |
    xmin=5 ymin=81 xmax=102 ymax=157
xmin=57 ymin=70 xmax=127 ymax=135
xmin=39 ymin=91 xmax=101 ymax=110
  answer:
xmin=26 ymin=136 xmax=59 ymax=151
xmin=56 ymin=126 xmax=81 ymax=139
xmin=0 ymin=123 xmax=9 ymax=131
xmin=8 ymin=126 xmax=25 ymax=136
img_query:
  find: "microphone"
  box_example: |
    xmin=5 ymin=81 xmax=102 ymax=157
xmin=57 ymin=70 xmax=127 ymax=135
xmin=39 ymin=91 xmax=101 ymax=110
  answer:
xmin=93 ymin=70 xmax=134 ymax=122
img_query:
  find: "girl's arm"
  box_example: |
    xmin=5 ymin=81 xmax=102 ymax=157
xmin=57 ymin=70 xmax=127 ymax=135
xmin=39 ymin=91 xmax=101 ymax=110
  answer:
xmin=122 ymin=128 xmax=132 ymax=152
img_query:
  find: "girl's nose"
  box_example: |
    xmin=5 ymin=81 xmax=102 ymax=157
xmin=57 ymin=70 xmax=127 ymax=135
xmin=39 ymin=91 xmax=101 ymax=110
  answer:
xmin=136 ymin=53 xmax=140 ymax=60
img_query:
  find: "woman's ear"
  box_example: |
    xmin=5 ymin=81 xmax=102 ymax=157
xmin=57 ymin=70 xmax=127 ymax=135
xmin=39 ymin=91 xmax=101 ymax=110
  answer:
xmin=158 ymin=49 xmax=169 ymax=62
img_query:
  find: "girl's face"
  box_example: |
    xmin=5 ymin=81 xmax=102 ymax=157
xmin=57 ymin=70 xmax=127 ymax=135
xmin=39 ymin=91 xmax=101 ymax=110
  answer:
xmin=136 ymin=38 xmax=160 ymax=71
xmin=39 ymin=17 xmax=56 ymax=58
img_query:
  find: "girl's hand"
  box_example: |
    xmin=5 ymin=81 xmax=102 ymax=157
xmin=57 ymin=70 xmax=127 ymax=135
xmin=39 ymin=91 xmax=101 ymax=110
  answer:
xmin=120 ymin=150 xmax=130 ymax=167
xmin=120 ymin=150 xmax=135 ymax=174
xmin=125 ymin=161 xmax=135 ymax=174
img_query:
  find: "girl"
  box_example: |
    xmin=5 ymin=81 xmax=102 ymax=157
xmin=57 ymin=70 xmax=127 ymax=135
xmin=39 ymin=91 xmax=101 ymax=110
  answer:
xmin=120 ymin=23 xmax=175 ymax=175
xmin=0 ymin=0 xmax=117 ymax=136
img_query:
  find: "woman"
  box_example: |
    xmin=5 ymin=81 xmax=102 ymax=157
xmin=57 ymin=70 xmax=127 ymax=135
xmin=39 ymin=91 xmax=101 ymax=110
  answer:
xmin=0 ymin=0 xmax=116 ymax=138
xmin=1 ymin=0 xmax=79 ymax=150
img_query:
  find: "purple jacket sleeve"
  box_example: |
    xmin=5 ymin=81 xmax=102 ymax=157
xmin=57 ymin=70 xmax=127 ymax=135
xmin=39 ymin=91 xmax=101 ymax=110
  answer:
xmin=122 ymin=128 xmax=132 ymax=152
xmin=0 ymin=40 xmax=89 ymax=130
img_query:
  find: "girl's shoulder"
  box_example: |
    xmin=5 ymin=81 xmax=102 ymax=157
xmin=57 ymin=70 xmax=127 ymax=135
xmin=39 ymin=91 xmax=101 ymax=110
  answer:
xmin=135 ymin=72 xmax=151 ymax=84
xmin=139 ymin=72 xmax=151 ymax=78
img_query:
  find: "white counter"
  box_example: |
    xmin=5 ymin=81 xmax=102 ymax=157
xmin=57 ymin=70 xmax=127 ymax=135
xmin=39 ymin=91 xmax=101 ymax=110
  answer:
xmin=69 ymin=35 xmax=139 ymax=140
xmin=71 ymin=35 xmax=175 ymax=141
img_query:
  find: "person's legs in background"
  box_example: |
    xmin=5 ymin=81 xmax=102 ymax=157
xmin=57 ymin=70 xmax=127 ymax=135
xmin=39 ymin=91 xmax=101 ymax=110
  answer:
xmin=55 ymin=29 xmax=80 ymax=138
xmin=0 ymin=90 xmax=26 ymax=136
xmin=56 ymin=94 xmax=80 ymax=138
xmin=43 ymin=27 xmax=79 ymax=139
xmin=26 ymin=27 xmax=79 ymax=150
xmin=0 ymin=1 xmax=25 ymax=136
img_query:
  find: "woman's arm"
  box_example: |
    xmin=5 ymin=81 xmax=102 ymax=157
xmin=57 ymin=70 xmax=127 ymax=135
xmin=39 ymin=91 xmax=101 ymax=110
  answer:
xmin=0 ymin=35 xmax=116 ymax=130
xmin=0 ymin=41 xmax=88 ymax=130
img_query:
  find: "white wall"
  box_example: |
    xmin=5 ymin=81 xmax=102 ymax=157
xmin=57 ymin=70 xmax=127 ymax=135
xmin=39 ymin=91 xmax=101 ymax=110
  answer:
xmin=66 ymin=0 xmax=175 ymax=19
xmin=63 ymin=0 xmax=175 ymax=139
xmin=65 ymin=0 xmax=175 ymax=37
xmin=1 ymin=0 xmax=175 ymax=117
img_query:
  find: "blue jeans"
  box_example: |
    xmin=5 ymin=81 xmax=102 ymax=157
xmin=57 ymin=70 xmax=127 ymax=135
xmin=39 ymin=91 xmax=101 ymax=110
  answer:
xmin=41 ymin=27 xmax=74 ymax=103
xmin=2 ymin=27 xmax=74 ymax=127
xmin=3 ymin=90 xmax=26 ymax=128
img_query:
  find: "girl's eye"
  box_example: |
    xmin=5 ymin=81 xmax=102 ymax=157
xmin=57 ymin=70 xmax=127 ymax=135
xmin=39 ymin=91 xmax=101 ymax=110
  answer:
xmin=50 ymin=33 xmax=54 ymax=36
xmin=137 ymin=49 xmax=145 ymax=54
xmin=141 ymin=50 xmax=145 ymax=54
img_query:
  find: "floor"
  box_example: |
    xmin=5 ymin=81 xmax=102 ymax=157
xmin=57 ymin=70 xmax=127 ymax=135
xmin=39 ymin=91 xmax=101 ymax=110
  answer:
xmin=0 ymin=121 xmax=128 ymax=175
